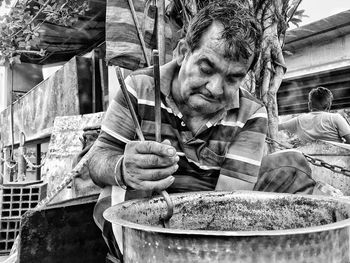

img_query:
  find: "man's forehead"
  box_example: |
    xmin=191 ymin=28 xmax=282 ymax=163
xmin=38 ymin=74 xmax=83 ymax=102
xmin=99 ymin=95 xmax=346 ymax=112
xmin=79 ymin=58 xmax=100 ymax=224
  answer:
xmin=195 ymin=46 xmax=252 ymax=75
xmin=197 ymin=23 xmax=254 ymax=69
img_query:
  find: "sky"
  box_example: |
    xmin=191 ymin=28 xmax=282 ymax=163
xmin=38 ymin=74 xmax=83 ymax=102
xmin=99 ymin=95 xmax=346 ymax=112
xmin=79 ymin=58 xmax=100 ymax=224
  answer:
xmin=1 ymin=0 xmax=350 ymax=22
xmin=298 ymin=0 xmax=350 ymax=26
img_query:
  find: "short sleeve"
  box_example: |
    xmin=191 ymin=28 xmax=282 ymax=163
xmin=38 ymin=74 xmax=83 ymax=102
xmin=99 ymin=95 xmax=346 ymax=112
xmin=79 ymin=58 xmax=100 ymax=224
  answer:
xmin=333 ymin=114 xmax=350 ymax=137
xmin=279 ymin=117 xmax=298 ymax=134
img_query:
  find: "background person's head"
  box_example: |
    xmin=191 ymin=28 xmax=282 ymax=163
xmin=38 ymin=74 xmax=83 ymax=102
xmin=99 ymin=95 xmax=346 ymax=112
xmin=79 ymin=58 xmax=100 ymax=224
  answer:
xmin=308 ymin=87 xmax=333 ymax=112
xmin=172 ymin=1 xmax=262 ymax=117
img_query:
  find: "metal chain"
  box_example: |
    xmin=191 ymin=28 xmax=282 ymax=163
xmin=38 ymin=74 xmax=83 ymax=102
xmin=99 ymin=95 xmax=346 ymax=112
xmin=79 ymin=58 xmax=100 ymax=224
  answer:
xmin=4 ymin=161 xmax=17 ymax=169
xmin=1 ymin=152 xmax=47 ymax=170
xmin=0 ymin=155 xmax=18 ymax=169
xmin=266 ymin=137 xmax=350 ymax=178
xmin=22 ymin=153 xmax=47 ymax=169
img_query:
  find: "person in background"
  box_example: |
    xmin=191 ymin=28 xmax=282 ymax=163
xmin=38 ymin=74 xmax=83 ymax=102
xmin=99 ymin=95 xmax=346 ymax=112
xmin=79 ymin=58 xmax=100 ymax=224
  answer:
xmin=279 ymin=86 xmax=350 ymax=144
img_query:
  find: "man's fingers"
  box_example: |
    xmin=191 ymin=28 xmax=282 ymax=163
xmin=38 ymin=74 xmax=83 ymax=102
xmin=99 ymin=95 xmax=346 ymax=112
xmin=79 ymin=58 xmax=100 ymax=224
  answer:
xmin=137 ymin=165 xmax=179 ymax=181
xmin=136 ymin=141 xmax=177 ymax=157
xmin=135 ymin=154 xmax=179 ymax=168
xmin=162 ymin=139 xmax=172 ymax=145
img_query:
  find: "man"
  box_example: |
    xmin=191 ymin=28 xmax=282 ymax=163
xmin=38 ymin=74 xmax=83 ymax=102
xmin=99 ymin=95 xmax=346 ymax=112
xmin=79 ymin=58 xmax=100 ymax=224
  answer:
xmin=279 ymin=87 xmax=350 ymax=144
xmin=88 ymin=2 xmax=267 ymax=261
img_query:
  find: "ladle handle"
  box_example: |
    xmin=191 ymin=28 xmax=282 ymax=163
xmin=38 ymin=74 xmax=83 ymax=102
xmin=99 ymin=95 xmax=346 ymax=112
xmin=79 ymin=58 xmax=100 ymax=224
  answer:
xmin=159 ymin=190 xmax=173 ymax=227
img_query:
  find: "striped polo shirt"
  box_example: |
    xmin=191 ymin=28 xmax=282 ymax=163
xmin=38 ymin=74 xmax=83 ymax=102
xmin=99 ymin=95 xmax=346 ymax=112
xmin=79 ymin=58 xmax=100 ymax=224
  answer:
xmin=97 ymin=60 xmax=267 ymax=192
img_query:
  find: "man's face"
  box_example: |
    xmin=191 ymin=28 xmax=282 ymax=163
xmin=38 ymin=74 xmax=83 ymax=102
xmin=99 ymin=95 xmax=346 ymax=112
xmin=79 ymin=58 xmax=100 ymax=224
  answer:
xmin=175 ymin=22 xmax=253 ymax=116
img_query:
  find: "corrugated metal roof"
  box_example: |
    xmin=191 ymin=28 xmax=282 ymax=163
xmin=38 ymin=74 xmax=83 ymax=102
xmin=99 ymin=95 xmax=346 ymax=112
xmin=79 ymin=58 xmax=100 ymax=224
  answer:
xmin=285 ymin=10 xmax=350 ymax=52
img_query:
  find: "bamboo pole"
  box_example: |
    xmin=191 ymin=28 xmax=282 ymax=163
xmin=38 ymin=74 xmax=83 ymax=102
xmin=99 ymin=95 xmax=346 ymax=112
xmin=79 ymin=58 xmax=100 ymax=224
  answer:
xmin=156 ymin=0 xmax=166 ymax=65
xmin=153 ymin=50 xmax=162 ymax=142
xmin=127 ymin=0 xmax=151 ymax=66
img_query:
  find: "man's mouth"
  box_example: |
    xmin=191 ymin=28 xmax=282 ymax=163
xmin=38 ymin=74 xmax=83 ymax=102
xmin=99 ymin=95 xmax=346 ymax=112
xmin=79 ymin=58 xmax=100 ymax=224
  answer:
xmin=195 ymin=91 xmax=220 ymax=103
xmin=197 ymin=93 xmax=216 ymax=102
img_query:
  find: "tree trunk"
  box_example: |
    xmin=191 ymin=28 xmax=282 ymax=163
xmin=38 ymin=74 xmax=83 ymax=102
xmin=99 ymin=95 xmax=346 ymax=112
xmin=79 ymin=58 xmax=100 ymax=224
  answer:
xmin=254 ymin=0 xmax=288 ymax=152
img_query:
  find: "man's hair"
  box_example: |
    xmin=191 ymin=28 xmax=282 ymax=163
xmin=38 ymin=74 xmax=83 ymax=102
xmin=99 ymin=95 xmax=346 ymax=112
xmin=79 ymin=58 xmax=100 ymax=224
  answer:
xmin=185 ymin=1 xmax=261 ymax=69
xmin=308 ymin=87 xmax=333 ymax=111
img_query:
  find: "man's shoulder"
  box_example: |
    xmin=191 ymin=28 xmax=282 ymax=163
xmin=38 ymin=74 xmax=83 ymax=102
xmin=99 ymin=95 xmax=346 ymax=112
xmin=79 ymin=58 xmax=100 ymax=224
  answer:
xmin=126 ymin=67 xmax=155 ymax=95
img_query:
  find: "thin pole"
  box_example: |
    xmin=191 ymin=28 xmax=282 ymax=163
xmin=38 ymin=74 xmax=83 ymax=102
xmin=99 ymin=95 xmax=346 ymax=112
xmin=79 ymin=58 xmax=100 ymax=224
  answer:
xmin=115 ymin=67 xmax=145 ymax=141
xmin=10 ymin=64 xmax=14 ymax=159
xmin=153 ymin=50 xmax=161 ymax=143
xmin=127 ymin=0 xmax=151 ymax=67
xmin=155 ymin=0 xmax=166 ymax=65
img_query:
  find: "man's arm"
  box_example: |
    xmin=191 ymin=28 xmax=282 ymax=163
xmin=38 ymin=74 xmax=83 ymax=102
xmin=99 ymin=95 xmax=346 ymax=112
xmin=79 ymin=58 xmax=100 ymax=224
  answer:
xmin=278 ymin=117 xmax=298 ymax=133
xmin=88 ymin=137 xmax=125 ymax=187
xmin=88 ymin=135 xmax=179 ymax=191
xmin=334 ymin=113 xmax=350 ymax=144
xmin=88 ymin=76 xmax=179 ymax=191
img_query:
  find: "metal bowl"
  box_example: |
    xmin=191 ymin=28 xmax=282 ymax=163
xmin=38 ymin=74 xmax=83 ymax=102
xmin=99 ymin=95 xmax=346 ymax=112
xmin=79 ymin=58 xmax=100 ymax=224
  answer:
xmin=104 ymin=191 xmax=350 ymax=263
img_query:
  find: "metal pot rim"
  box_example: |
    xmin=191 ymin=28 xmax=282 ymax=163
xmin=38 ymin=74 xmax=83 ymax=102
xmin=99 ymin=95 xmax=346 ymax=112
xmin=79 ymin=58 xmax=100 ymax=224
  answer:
xmin=104 ymin=190 xmax=350 ymax=236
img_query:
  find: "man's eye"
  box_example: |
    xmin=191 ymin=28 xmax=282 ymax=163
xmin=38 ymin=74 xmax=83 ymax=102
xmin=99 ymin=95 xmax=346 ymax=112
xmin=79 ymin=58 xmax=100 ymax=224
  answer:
xmin=226 ymin=76 xmax=241 ymax=84
xmin=200 ymin=65 xmax=213 ymax=74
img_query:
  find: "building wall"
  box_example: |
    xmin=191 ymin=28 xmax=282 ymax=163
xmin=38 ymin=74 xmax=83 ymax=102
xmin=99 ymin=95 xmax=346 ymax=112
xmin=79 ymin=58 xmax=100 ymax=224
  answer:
xmin=279 ymin=20 xmax=350 ymax=115
xmin=284 ymin=34 xmax=350 ymax=80
xmin=0 ymin=56 xmax=92 ymax=146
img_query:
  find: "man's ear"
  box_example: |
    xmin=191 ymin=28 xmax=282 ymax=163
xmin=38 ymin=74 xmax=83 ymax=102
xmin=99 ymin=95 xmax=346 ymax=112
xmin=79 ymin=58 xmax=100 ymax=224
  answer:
xmin=174 ymin=39 xmax=189 ymax=65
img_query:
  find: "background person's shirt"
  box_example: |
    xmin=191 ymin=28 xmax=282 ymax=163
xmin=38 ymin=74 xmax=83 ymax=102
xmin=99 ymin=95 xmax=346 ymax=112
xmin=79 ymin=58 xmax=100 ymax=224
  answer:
xmin=279 ymin=112 xmax=350 ymax=143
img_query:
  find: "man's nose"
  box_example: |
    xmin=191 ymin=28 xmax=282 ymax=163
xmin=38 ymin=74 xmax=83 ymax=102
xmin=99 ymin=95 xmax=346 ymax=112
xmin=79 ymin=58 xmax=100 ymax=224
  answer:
xmin=206 ymin=74 xmax=224 ymax=97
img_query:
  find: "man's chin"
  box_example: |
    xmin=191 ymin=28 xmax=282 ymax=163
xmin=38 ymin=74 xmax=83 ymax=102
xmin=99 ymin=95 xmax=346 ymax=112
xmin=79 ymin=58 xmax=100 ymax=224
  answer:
xmin=189 ymin=102 xmax=221 ymax=115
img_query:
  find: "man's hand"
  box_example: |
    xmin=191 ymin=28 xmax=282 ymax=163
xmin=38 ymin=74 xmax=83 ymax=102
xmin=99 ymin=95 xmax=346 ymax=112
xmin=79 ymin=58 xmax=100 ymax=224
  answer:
xmin=122 ymin=139 xmax=179 ymax=191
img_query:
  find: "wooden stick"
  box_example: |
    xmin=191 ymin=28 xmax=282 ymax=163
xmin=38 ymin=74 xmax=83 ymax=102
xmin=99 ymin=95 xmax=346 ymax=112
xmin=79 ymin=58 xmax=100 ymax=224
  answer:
xmin=31 ymin=147 xmax=95 ymax=212
xmin=115 ymin=66 xmax=145 ymax=141
xmin=153 ymin=50 xmax=173 ymax=227
xmin=153 ymin=50 xmax=162 ymax=143
xmin=127 ymin=0 xmax=151 ymax=67
xmin=155 ymin=0 xmax=166 ymax=65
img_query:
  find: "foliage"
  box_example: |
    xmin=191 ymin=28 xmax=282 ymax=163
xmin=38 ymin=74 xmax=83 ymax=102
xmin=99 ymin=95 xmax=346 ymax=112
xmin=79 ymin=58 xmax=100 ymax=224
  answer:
xmin=0 ymin=0 xmax=89 ymax=65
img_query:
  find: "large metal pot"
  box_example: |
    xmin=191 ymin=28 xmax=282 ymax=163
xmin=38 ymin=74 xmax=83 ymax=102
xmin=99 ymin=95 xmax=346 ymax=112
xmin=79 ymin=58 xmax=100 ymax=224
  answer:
xmin=104 ymin=191 xmax=350 ymax=263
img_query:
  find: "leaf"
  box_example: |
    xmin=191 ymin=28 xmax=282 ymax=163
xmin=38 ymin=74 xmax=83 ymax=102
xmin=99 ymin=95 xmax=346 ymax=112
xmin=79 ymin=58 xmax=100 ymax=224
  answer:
xmin=283 ymin=50 xmax=293 ymax=56
xmin=18 ymin=41 xmax=26 ymax=48
xmin=290 ymin=17 xmax=302 ymax=24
